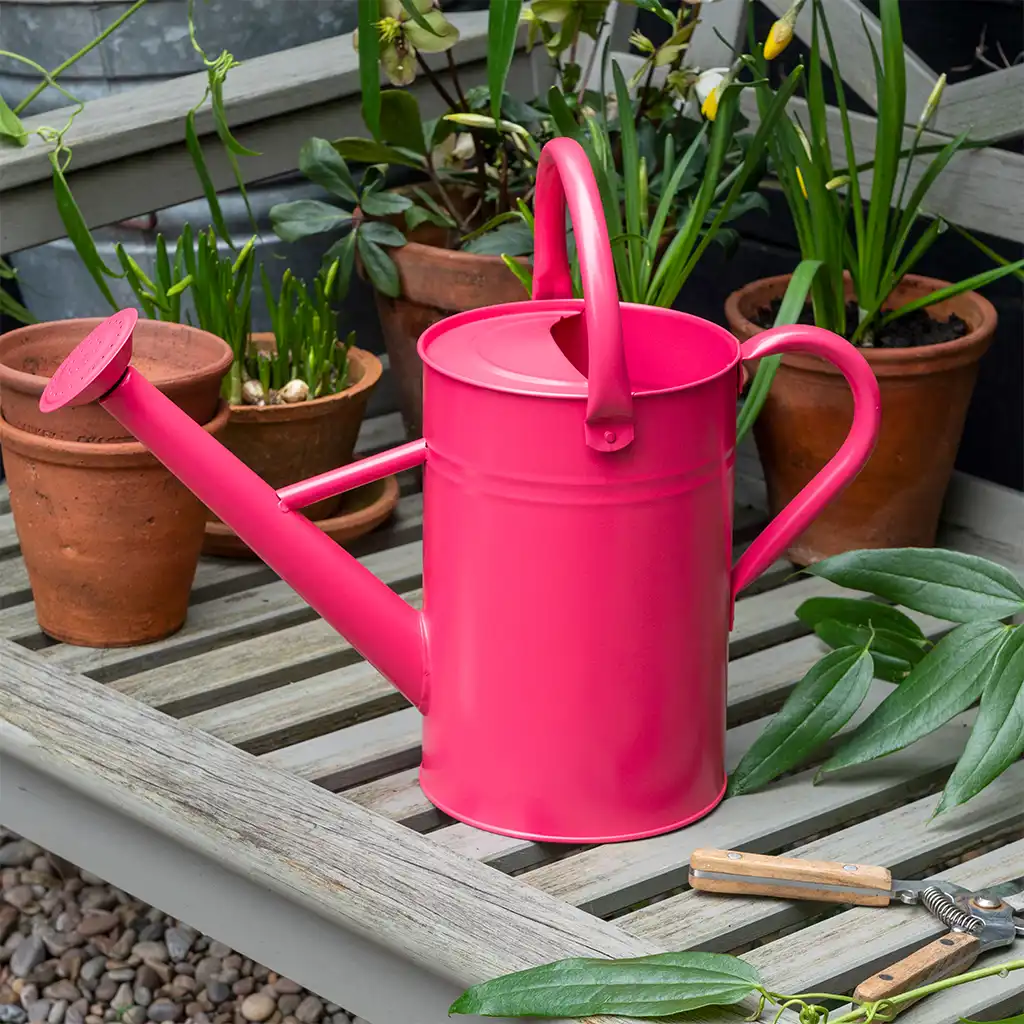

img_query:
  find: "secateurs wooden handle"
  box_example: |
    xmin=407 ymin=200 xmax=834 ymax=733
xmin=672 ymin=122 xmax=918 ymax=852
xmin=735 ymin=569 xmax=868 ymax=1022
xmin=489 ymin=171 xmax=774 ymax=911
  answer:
xmin=688 ymin=849 xmax=895 ymax=906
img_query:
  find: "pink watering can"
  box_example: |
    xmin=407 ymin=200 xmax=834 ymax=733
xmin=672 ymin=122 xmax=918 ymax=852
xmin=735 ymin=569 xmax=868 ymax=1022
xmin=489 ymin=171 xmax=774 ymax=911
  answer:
xmin=41 ymin=138 xmax=881 ymax=843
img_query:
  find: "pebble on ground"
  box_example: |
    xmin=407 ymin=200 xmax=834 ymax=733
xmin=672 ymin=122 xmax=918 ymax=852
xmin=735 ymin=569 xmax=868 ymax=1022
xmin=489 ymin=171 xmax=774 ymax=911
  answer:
xmin=0 ymin=829 xmax=362 ymax=1024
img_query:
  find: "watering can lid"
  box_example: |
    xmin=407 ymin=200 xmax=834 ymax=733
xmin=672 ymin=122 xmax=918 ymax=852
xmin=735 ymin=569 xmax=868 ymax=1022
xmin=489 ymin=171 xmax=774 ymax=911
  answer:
xmin=421 ymin=302 xmax=593 ymax=398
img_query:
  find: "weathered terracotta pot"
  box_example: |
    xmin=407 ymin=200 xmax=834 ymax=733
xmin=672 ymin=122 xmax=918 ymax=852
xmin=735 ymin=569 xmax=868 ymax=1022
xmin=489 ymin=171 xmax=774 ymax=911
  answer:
xmin=373 ymin=227 xmax=528 ymax=440
xmin=0 ymin=402 xmax=230 ymax=647
xmin=725 ymin=273 xmax=997 ymax=563
xmin=0 ymin=317 xmax=232 ymax=443
xmin=208 ymin=339 xmax=382 ymax=529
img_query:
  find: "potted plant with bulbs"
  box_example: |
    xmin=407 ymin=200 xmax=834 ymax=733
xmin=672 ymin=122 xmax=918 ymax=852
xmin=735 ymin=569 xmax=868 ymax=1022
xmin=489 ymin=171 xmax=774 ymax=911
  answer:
xmin=727 ymin=0 xmax=1024 ymax=564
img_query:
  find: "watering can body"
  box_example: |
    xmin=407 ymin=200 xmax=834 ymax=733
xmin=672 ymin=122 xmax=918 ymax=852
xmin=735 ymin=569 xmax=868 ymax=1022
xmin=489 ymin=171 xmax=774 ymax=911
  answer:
xmin=40 ymin=138 xmax=881 ymax=843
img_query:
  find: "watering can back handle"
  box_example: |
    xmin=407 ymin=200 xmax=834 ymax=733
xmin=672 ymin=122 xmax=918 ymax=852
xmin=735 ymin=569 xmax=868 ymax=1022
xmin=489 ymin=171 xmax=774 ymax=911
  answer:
xmin=731 ymin=324 xmax=882 ymax=601
xmin=532 ymin=137 xmax=634 ymax=453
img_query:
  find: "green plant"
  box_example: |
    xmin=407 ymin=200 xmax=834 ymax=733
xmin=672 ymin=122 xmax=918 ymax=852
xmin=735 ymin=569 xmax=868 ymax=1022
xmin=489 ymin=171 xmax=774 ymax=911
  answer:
xmin=447 ymin=948 xmax=1024 ymax=1022
xmin=254 ymin=258 xmax=354 ymax=403
xmin=751 ymin=0 xmax=1024 ymax=346
xmin=181 ymin=227 xmax=257 ymax=405
xmin=112 ymin=234 xmax=193 ymax=323
xmin=729 ymin=547 xmax=1024 ymax=818
xmin=269 ymin=139 xmax=408 ymax=298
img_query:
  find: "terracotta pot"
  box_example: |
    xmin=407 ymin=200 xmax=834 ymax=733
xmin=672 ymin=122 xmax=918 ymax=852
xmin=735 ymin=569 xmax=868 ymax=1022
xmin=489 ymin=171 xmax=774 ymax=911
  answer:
xmin=374 ymin=240 xmax=528 ymax=440
xmin=0 ymin=402 xmax=231 ymax=647
xmin=209 ymin=340 xmax=382 ymax=527
xmin=726 ymin=273 xmax=997 ymax=563
xmin=0 ymin=317 xmax=232 ymax=443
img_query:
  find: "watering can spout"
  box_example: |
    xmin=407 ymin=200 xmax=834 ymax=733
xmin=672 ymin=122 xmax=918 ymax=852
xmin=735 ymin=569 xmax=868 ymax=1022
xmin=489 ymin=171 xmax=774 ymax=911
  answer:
xmin=38 ymin=310 xmax=429 ymax=710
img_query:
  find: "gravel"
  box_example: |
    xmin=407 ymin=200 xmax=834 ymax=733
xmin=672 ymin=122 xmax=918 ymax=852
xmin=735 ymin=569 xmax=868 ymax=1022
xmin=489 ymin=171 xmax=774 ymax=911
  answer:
xmin=0 ymin=830 xmax=355 ymax=1024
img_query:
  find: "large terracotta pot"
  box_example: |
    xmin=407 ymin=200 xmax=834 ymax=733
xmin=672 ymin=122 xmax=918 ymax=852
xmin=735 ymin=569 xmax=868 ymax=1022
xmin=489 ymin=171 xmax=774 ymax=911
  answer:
xmin=726 ymin=273 xmax=997 ymax=563
xmin=0 ymin=317 xmax=232 ymax=443
xmin=207 ymin=339 xmax=382 ymax=532
xmin=0 ymin=403 xmax=231 ymax=647
xmin=374 ymin=234 xmax=528 ymax=440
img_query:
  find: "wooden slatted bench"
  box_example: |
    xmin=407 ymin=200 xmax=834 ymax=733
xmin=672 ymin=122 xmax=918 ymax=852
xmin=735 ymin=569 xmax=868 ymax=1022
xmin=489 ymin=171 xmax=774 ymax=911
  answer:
xmin=1 ymin=415 xmax=1022 ymax=1024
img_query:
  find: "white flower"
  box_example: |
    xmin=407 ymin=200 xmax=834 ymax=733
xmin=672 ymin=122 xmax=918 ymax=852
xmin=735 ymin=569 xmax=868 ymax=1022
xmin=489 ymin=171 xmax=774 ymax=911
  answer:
xmin=694 ymin=67 xmax=729 ymax=120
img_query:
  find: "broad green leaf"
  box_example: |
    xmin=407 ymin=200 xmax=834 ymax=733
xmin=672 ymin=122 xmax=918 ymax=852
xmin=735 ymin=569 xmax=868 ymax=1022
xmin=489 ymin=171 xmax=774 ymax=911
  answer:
xmin=821 ymin=621 xmax=1011 ymax=776
xmin=487 ymin=0 xmax=524 ymax=123
xmin=270 ymin=200 xmax=352 ymax=242
xmin=357 ymin=0 xmax=381 ymax=139
xmin=813 ymin=621 xmax=928 ymax=683
xmin=360 ymin=190 xmax=413 ymax=216
xmin=0 ymin=95 xmax=27 ymax=145
xmin=796 ymin=597 xmax=926 ymax=640
xmin=462 ymin=220 xmax=535 ymax=257
xmin=806 ymin=548 xmax=1024 ymax=623
xmin=379 ymin=90 xmax=427 ymax=155
xmin=729 ymin=646 xmax=874 ymax=796
xmin=935 ymin=626 xmax=1024 ymax=816
xmin=405 ymin=204 xmax=451 ymax=231
xmin=298 ymin=137 xmax=358 ymax=203
xmin=332 ymin=138 xmax=423 ymax=168
xmin=449 ymin=952 xmax=761 ymax=1018
xmin=356 ymin=232 xmax=400 ymax=296
xmin=358 ymin=220 xmax=406 ymax=247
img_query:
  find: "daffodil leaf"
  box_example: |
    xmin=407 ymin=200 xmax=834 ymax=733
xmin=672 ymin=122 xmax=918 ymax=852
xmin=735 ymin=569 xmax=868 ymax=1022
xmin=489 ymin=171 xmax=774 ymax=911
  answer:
xmin=487 ymin=0 xmax=523 ymax=122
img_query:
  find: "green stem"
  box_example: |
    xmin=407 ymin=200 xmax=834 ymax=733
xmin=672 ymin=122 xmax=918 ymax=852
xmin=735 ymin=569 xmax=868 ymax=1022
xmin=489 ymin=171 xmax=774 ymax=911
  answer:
xmin=828 ymin=959 xmax=1024 ymax=1024
xmin=14 ymin=0 xmax=151 ymax=114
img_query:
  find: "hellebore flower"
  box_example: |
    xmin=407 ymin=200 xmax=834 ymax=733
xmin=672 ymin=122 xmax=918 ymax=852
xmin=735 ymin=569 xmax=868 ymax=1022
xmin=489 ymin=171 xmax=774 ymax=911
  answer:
xmin=353 ymin=0 xmax=460 ymax=87
xmin=764 ymin=0 xmax=806 ymax=60
xmin=694 ymin=67 xmax=729 ymax=121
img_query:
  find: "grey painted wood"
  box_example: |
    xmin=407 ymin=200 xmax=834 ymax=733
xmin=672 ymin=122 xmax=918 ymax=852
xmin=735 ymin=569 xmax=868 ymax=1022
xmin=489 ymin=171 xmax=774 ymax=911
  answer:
xmin=0 ymin=641 xmax=677 ymax=1024
xmin=518 ymin=690 xmax=982 ymax=918
xmin=742 ymin=840 xmax=1024 ymax=1001
xmin=939 ymin=64 xmax=1024 ymax=142
xmin=619 ymin=759 xmax=1024 ymax=949
xmin=759 ymin=0 xmax=934 ymax=114
xmin=0 ymin=13 xmax=542 ymax=253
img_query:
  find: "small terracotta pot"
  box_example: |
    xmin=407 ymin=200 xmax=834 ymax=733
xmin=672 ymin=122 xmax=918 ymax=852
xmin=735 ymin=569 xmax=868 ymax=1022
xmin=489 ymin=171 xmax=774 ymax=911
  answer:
xmin=725 ymin=273 xmax=997 ymax=563
xmin=0 ymin=317 xmax=232 ymax=443
xmin=373 ymin=233 xmax=528 ymax=441
xmin=208 ymin=341 xmax=382 ymax=530
xmin=0 ymin=402 xmax=231 ymax=647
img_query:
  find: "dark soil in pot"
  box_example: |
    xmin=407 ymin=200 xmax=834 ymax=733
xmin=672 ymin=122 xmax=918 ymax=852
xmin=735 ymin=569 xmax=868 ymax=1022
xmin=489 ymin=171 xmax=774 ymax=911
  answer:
xmin=0 ymin=317 xmax=232 ymax=443
xmin=752 ymin=297 xmax=969 ymax=348
xmin=727 ymin=273 xmax=997 ymax=563
xmin=0 ymin=402 xmax=231 ymax=647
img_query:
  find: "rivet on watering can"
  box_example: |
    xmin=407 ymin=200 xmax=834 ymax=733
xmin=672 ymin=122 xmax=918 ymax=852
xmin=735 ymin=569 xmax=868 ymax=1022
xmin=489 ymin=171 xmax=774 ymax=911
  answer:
xmin=604 ymin=430 xmax=617 ymax=444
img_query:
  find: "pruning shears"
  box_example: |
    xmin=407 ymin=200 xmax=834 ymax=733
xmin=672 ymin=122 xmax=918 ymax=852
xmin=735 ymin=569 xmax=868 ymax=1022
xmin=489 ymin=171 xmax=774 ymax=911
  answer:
xmin=688 ymin=848 xmax=1024 ymax=1011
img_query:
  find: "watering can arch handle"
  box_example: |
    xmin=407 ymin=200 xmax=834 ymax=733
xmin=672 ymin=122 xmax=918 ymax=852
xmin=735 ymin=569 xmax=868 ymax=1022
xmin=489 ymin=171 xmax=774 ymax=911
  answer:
xmin=532 ymin=138 xmax=634 ymax=452
xmin=731 ymin=324 xmax=882 ymax=601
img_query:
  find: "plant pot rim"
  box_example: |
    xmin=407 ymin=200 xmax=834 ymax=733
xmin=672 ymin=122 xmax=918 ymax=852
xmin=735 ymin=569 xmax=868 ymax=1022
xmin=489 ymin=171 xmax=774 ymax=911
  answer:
xmin=228 ymin=344 xmax=382 ymax=421
xmin=0 ymin=401 xmax=231 ymax=464
xmin=725 ymin=272 xmax=998 ymax=370
xmin=0 ymin=316 xmax=234 ymax=397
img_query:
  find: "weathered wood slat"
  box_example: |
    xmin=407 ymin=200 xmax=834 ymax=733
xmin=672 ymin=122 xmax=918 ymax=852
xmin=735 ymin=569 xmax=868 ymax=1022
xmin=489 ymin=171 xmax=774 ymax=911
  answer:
xmin=0 ymin=640 xmax=676 ymax=1024
xmin=183 ymin=661 xmax=407 ymax=755
xmin=0 ymin=513 xmax=18 ymax=558
xmin=939 ymin=64 xmax=1024 ymax=142
xmin=518 ymin=690 xmax=977 ymax=917
xmin=742 ymin=840 xmax=1024 ymax=1003
xmin=114 ymin=585 xmax=423 ymax=715
xmin=619 ymin=759 xmax=1024 ymax=949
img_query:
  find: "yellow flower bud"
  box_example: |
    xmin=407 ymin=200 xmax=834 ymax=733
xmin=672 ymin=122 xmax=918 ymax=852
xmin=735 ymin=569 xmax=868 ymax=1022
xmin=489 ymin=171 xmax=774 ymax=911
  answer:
xmin=764 ymin=19 xmax=793 ymax=60
xmin=796 ymin=167 xmax=807 ymax=199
